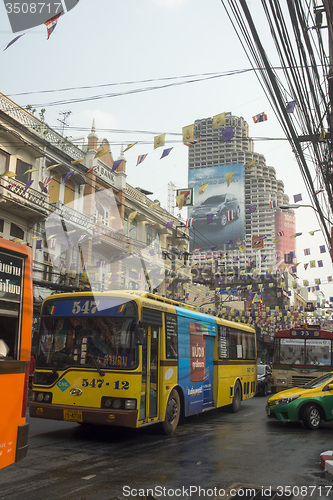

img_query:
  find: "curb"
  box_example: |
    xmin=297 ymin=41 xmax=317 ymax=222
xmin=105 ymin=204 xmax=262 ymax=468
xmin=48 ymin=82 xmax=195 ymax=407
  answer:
xmin=320 ymin=450 xmax=333 ymax=471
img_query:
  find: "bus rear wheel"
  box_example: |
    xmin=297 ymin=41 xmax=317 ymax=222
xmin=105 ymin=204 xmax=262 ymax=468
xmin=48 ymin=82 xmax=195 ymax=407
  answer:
xmin=231 ymin=381 xmax=242 ymax=413
xmin=162 ymin=389 xmax=180 ymax=435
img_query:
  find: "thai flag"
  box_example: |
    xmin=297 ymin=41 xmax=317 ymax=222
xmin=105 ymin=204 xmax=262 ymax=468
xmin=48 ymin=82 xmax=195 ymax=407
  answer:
xmin=227 ymin=210 xmax=235 ymax=221
xmin=185 ymin=218 xmax=194 ymax=227
xmin=277 ymin=231 xmax=284 ymax=237
xmin=136 ymin=154 xmax=148 ymax=166
xmin=253 ymin=112 xmax=268 ymax=123
xmin=43 ymin=176 xmax=53 ymax=188
xmin=45 ymin=13 xmax=61 ymax=40
xmin=184 ymin=139 xmax=202 ymax=147
xmin=270 ymin=200 xmax=279 ymax=209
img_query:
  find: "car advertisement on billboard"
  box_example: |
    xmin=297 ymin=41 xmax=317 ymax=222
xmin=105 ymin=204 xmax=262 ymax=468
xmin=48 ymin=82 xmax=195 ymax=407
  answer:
xmin=188 ymin=164 xmax=245 ymax=251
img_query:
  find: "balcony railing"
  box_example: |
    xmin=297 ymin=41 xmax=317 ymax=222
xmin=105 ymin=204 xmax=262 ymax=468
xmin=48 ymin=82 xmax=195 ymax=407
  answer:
xmin=0 ymin=92 xmax=84 ymax=162
xmin=0 ymin=177 xmax=53 ymax=216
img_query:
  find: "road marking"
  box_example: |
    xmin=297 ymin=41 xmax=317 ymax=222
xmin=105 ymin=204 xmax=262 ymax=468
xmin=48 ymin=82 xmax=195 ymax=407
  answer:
xmin=81 ymin=475 xmax=96 ymax=480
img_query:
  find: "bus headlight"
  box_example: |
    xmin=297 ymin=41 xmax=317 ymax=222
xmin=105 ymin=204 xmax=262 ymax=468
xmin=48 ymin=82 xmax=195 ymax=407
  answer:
xmin=33 ymin=391 xmax=53 ymax=403
xmin=125 ymin=399 xmax=136 ymax=410
xmin=101 ymin=397 xmax=137 ymax=410
xmin=112 ymin=399 xmax=122 ymax=409
xmin=276 ymin=378 xmax=287 ymax=385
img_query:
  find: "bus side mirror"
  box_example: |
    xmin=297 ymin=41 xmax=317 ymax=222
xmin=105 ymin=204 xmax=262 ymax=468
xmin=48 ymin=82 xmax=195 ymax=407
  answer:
xmin=327 ymin=384 xmax=333 ymax=391
xmin=135 ymin=322 xmax=144 ymax=345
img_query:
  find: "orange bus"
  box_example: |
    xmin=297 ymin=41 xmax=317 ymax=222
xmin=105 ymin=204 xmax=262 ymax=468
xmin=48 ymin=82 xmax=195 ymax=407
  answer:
xmin=0 ymin=239 xmax=33 ymax=469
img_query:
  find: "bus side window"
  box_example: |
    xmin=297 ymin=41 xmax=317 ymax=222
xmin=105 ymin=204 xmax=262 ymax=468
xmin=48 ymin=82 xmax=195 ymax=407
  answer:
xmin=0 ymin=316 xmax=19 ymax=359
xmin=0 ymin=339 xmax=9 ymax=357
xmin=165 ymin=313 xmax=178 ymax=359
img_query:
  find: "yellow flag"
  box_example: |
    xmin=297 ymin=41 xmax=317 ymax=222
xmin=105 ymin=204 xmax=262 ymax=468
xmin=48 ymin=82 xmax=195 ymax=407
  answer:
xmin=176 ymin=193 xmax=185 ymax=210
xmin=246 ymin=158 xmax=258 ymax=172
xmin=310 ymin=260 xmax=316 ymax=268
xmin=151 ymin=201 xmax=160 ymax=209
xmin=94 ymin=149 xmax=109 ymax=159
xmin=319 ymin=128 xmax=326 ymax=142
xmin=154 ymin=133 xmax=166 ymax=149
xmin=273 ymin=238 xmax=280 ymax=243
xmin=1 ymin=171 xmax=16 ymax=178
xmin=199 ymin=182 xmax=208 ymax=194
xmin=128 ymin=211 xmax=137 ymax=224
xmin=24 ymin=169 xmax=38 ymax=175
xmin=45 ymin=163 xmax=61 ymax=171
xmin=224 ymin=170 xmax=234 ymax=187
xmin=212 ymin=112 xmax=226 ymax=128
xmin=71 ymin=158 xmax=84 ymax=165
xmin=182 ymin=124 xmax=194 ymax=144
xmin=123 ymin=142 xmax=138 ymax=152
xmin=238 ymin=245 xmax=246 ymax=252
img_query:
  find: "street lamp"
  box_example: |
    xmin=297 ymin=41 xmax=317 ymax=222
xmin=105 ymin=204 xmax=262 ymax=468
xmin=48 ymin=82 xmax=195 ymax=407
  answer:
xmin=279 ymin=203 xmax=333 ymax=261
xmin=279 ymin=203 xmax=333 ymax=225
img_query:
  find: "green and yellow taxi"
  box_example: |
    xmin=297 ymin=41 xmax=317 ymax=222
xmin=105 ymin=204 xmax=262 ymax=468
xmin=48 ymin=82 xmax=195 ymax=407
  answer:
xmin=266 ymin=372 xmax=333 ymax=430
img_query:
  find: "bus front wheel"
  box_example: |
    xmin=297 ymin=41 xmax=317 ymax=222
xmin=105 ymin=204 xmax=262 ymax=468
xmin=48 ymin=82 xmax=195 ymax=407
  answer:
xmin=162 ymin=389 xmax=181 ymax=435
xmin=231 ymin=381 xmax=242 ymax=413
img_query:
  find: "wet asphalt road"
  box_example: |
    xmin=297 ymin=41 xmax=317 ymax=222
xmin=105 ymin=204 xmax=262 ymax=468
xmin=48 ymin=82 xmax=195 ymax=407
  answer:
xmin=1 ymin=395 xmax=333 ymax=500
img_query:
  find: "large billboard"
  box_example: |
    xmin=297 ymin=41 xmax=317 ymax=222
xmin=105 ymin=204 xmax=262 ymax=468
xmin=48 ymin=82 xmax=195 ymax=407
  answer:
xmin=188 ymin=164 xmax=245 ymax=251
xmin=274 ymin=211 xmax=296 ymax=269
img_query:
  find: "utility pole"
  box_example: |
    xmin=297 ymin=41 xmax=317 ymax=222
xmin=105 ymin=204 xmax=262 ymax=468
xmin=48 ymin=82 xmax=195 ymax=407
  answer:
xmin=167 ymin=182 xmax=176 ymax=216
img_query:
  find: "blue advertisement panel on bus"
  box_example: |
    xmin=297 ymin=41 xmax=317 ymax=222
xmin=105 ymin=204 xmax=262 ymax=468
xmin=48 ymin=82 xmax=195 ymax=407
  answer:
xmin=188 ymin=164 xmax=245 ymax=251
xmin=176 ymin=307 xmax=216 ymax=416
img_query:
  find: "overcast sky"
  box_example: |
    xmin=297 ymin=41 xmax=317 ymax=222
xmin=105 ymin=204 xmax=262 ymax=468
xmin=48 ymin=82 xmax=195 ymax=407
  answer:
xmin=0 ymin=0 xmax=332 ymax=298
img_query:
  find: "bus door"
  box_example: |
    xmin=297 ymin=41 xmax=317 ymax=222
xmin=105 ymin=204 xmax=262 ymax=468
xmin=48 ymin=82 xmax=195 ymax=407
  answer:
xmin=0 ymin=243 xmax=32 ymax=469
xmin=203 ymin=335 xmax=214 ymax=409
xmin=139 ymin=324 xmax=159 ymax=422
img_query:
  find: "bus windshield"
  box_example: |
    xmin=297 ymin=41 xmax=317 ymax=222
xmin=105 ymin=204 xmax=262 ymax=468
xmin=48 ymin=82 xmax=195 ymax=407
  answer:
xmin=35 ymin=316 xmax=139 ymax=371
xmin=274 ymin=338 xmax=331 ymax=366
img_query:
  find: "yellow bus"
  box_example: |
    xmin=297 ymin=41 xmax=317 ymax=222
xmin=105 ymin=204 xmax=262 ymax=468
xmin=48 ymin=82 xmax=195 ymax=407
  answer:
xmin=30 ymin=291 xmax=256 ymax=434
xmin=0 ymin=239 xmax=33 ymax=469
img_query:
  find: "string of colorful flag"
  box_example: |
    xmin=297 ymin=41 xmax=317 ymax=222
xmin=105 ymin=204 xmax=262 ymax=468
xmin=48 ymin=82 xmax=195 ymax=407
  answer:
xmin=4 ymin=12 xmax=61 ymax=50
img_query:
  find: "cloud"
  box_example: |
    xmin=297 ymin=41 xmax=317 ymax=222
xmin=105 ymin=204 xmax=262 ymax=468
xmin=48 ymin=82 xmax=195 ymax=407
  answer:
xmin=154 ymin=0 xmax=188 ymax=8
xmin=73 ymin=108 xmax=117 ymax=133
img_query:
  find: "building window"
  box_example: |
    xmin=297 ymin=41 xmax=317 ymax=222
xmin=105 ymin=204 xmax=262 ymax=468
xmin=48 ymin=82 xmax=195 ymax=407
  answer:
xmin=0 ymin=219 xmax=4 ymax=233
xmin=10 ymin=223 xmax=24 ymax=240
xmin=147 ymin=226 xmax=153 ymax=247
xmin=64 ymin=179 xmax=75 ymax=206
xmin=16 ymin=159 xmax=32 ymax=183
xmin=155 ymin=232 xmax=160 ymax=253
xmin=0 ymin=149 xmax=9 ymax=175
xmin=48 ymin=173 xmax=61 ymax=204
